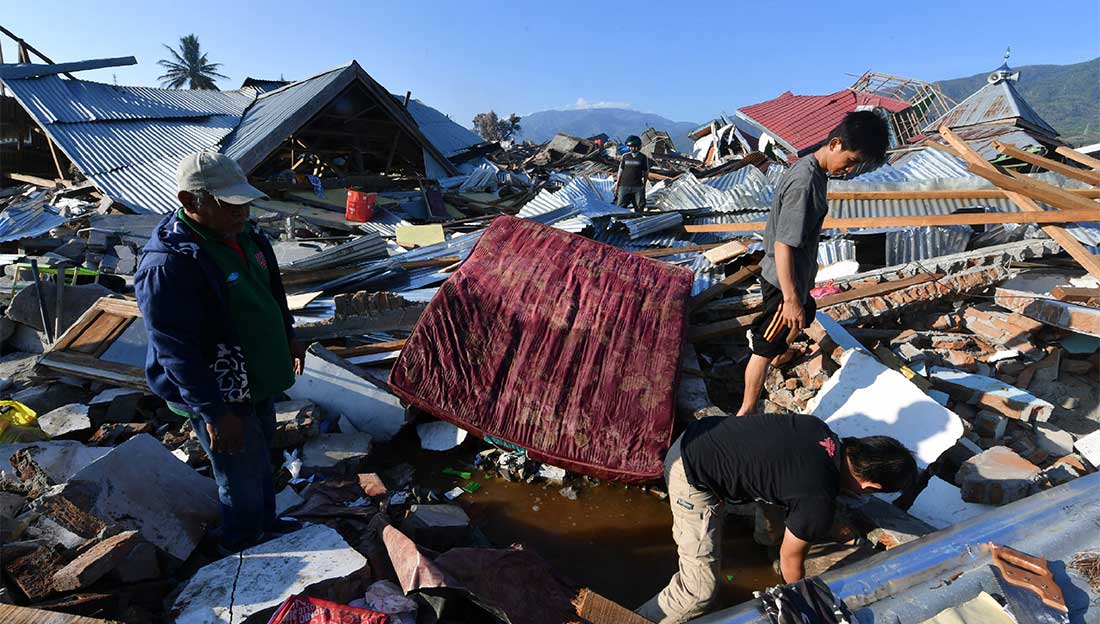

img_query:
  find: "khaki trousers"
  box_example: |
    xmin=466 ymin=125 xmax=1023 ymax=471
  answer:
xmin=636 ymin=434 xmax=727 ymax=623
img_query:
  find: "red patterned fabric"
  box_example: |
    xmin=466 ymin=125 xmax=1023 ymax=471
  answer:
xmin=389 ymin=216 xmax=693 ymax=482
xmin=266 ymin=595 xmax=389 ymax=624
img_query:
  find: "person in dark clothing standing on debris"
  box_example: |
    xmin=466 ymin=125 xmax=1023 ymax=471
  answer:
xmin=134 ymin=150 xmax=306 ymax=553
xmin=615 ymin=134 xmax=649 ymax=211
xmin=737 ymin=111 xmax=888 ymax=417
xmin=637 ymin=413 xmax=916 ymax=623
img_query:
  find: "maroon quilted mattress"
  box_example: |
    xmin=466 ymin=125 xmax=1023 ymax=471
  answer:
xmin=389 ymin=216 xmax=693 ymax=482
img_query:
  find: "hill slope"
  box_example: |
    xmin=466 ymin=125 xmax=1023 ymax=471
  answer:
xmin=516 ymin=108 xmax=699 ymax=153
xmin=934 ymin=57 xmax=1099 ymax=146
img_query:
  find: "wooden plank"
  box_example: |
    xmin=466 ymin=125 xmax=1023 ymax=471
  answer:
xmin=815 ymin=273 xmax=941 ymax=309
xmin=330 ymin=339 xmax=408 ymax=359
xmin=993 ymin=142 xmax=1100 ymax=186
xmin=3 ymin=172 xmax=61 ymax=188
xmin=68 ymin=313 xmax=129 ymax=354
xmin=702 ymin=240 xmax=749 ymax=264
xmin=939 ymin=125 xmax=1100 ymax=281
xmin=965 ymin=163 xmax=1100 ymax=212
xmin=690 ymin=264 xmax=760 ymax=310
xmin=92 ymin=316 xmax=135 ymax=357
xmin=0 ymin=603 xmax=121 ymax=623
xmin=682 ymin=209 xmax=1100 ymax=233
xmin=94 ymin=297 xmax=141 ymax=318
xmin=38 ymin=351 xmax=148 ymax=390
xmin=1050 ymin=286 xmax=1100 ymax=305
xmin=635 ymin=243 xmax=721 ymax=258
xmin=52 ymin=309 xmax=104 ymax=352
xmin=688 ymin=311 xmax=763 ymax=342
xmin=1056 ymin=146 xmax=1100 ymax=171
xmin=827 ymin=188 xmax=1100 ymax=200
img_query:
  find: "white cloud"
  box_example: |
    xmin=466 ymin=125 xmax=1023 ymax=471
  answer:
xmin=572 ymin=97 xmax=631 ymax=110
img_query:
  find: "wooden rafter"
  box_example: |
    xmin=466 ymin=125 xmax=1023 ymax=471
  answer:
xmin=939 ymin=125 xmax=1100 ymax=280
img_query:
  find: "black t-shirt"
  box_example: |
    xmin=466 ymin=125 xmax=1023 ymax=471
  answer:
xmin=618 ymin=151 xmax=649 ymax=187
xmin=680 ymin=413 xmax=842 ymax=542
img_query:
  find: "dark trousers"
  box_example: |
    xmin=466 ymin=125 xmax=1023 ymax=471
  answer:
xmin=617 ymin=185 xmax=647 ymax=211
xmin=189 ymin=398 xmax=277 ymax=549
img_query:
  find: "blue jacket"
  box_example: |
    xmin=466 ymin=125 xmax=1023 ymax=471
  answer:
xmin=134 ymin=212 xmax=295 ymax=424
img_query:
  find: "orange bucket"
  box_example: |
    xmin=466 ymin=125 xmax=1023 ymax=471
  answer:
xmin=345 ymin=188 xmax=376 ymax=222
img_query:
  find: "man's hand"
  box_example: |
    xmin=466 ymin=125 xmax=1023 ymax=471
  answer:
xmin=777 ymin=296 xmax=805 ymax=335
xmin=290 ymin=338 xmax=306 ymax=375
xmin=207 ymin=412 xmax=245 ymax=454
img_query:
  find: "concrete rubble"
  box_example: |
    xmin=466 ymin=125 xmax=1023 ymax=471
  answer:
xmin=0 ymin=42 xmax=1096 ymax=624
xmin=170 ymin=524 xmax=369 ymax=624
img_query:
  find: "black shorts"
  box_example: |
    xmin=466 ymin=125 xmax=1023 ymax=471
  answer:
xmin=748 ymin=279 xmax=816 ymax=358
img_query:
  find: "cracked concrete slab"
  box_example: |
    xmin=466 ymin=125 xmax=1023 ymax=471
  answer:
xmin=170 ymin=524 xmax=369 ymax=623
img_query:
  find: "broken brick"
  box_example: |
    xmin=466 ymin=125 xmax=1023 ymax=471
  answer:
xmin=956 ymin=446 xmax=1040 ymax=505
xmin=4 ymin=545 xmax=65 ymax=601
xmin=52 ymin=530 xmax=144 ymax=592
xmin=86 ymin=422 xmax=156 ymax=446
xmin=973 ymin=411 xmax=1008 ymax=441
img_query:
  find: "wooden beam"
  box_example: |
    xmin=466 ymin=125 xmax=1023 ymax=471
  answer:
xmin=827 ymin=188 xmax=1100 ymax=200
xmin=1056 ymin=146 xmax=1100 ymax=171
xmin=0 ymin=55 xmax=136 ymax=80
xmin=330 ymin=338 xmax=408 ymax=359
xmin=992 ymin=141 xmax=1100 ymax=187
xmin=682 ymin=208 xmax=1100 ymax=233
xmin=690 ymin=264 xmax=760 ymax=310
xmin=45 ymin=136 xmax=67 ymax=182
xmin=814 ymin=273 xmax=941 ymax=309
xmin=635 ymin=243 xmax=721 ymax=258
xmin=965 ymin=163 xmax=1100 ymax=212
xmin=689 ymin=311 xmax=763 ymax=342
xmin=940 ymin=125 xmax=1100 ymax=281
xmin=1050 ymin=286 xmax=1100 ymax=305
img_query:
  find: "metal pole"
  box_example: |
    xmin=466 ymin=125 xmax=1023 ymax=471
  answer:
xmin=52 ymin=262 xmax=70 ymax=340
xmin=28 ymin=259 xmax=54 ymax=343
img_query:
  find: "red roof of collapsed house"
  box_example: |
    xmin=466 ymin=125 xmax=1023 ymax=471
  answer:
xmin=390 ymin=216 xmax=692 ymax=482
xmin=738 ymin=88 xmax=910 ymax=158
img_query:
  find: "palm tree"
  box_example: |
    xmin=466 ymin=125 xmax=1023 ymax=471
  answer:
xmin=157 ymin=34 xmax=228 ymax=90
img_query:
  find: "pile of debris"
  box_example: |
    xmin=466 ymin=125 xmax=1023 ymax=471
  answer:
xmin=2 ymin=46 xmax=1099 ymax=622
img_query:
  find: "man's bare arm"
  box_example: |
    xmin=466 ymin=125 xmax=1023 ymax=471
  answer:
xmin=779 ymin=527 xmax=811 ymax=583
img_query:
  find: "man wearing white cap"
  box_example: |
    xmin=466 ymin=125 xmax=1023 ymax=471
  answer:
xmin=135 ymin=150 xmax=305 ymax=552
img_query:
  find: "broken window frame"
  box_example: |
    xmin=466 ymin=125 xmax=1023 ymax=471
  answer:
xmin=38 ymin=296 xmax=148 ymax=390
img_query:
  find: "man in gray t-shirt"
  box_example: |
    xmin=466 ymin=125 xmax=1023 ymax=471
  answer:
xmin=760 ymin=155 xmax=828 ymax=299
xmin=737 ymin=112 xmax=889 ymax=417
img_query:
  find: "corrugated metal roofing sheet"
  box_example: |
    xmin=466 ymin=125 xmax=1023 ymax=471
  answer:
xmin=3 ymin=61 xmax=466 ymax=215
xmin=403 ymin=98 xmax=484 ymax=157
xmin=817 ymin=238 xmax=856 ymax=265
xmin=222 ymin=66 xmax=355 ymax=171
xmin=611 ymin=212 xmax=683 ymax=239
xmin=853 ymin=149 xmax=971 ymax=183
xmin=737 ymin=89 xmax=910 ymax=154
xmin=2 ymin=74 xmax=253 ymax=123
xmin=0 ymin=192 xmax=72 ymax=242
xmin=922 ymin=77 xmax=1058 ymax=137
xmin=655 ymin=171 xmax=772 ymax=213
xmin=885 ymin=226 xmax=972 ymax=265
xmin=48 ymin=115 xmax=239 ymax=175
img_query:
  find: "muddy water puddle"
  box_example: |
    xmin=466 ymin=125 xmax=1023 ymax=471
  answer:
xmin=390 ymin=434 xmax=778 ymax=609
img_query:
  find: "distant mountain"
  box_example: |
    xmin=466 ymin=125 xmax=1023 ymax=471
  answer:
xmin=934 ymin=57 xmax=1100 ymax=146
xmin=516 ymin=108 xmax=699 ymax=153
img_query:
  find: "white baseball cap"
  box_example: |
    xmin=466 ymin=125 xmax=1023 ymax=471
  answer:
xmin=176 ymin=150 xmax=267 ymax=205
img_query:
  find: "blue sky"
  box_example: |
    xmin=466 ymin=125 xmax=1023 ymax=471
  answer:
xmin=4 ymin=0 xmax=1098 ymax=128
